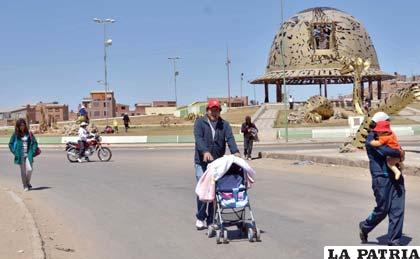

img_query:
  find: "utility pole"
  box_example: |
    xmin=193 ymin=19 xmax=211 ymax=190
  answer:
xmin=280 ymin=0 xmax=288 ymax=142
xmin=225 ymin=46 xmax=231 ymax=108
xmin=93 ymin=18 xmax=115 ymax=126
xmin=168 ymin=57 xmax=181 ymax=105
xmin=240 ymin=72 xmax=244 ymax=100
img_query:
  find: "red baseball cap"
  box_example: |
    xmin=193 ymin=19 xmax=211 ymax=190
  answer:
xmin=374 ymin=120 xmax=391 ymax=133
xmin=207 ymin=99 xmax=221 ymax=110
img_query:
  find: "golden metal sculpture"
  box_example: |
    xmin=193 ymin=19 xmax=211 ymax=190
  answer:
xmin=340 ymin=83 xmax=420 ymax=152
xmin=288 ymin=95 xmax=334 ymax=124
xmin=340 ymin=56 xmax=371 ymax=115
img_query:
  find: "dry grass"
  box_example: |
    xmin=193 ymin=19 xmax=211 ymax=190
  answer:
xmin=113 ymin=125 xmax=194 ymax=136
xmin=90 ymin=115 xmax=191 ymax=126
xmin=108 ymin=125 xmax=241 ymax=136
xmin=221 ymin=106 xmax=260 ymax=124
xmin=275 ymin=111 xmax=419 ymax=128
xmin=0 ymin=106 xmax=256 ymax=137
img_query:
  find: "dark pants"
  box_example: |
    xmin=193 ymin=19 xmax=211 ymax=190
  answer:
xmin=289 ymin=102 xmax=294 ymax=110
xmin=124 ymin=123 xmax=129 ymax=132
xmin=244 ymin=137 xmax=254 ymax=158
xmin=195 ymin=164 xmax=214 ymax=225
xmin=78 ymin=140 xmax=87 ymax=159
xmin=361 ymin=175 xmax=405 ymax=244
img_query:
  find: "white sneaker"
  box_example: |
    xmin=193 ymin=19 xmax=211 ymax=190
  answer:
xmin=77 ymin=158 xmax=83 ymax=163
xmin=195 ymin=220 xmax=206 ymax=230
xmin=23 ymin=187 xmax=29 ymax=192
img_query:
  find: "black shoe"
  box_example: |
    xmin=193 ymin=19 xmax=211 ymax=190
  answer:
xmin=28 ymin=184 xmax=32 ymax=190
xmin=359 ymin=221 xmax=368 ymax=244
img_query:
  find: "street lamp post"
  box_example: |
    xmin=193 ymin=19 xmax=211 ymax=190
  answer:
xmin=226 ymin=47 xmax=231 ymax=108
xmin=168 ymin=57 xmax=181 ymax=105
xmin=240 ymin=73 xmax=244 ymax=100
xmin=280 ymin=0 xmax=288 ymax=143
xmin=93 ymin=18 xmax=115 ymax=126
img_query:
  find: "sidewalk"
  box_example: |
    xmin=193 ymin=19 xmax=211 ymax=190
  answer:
xmin=260 ymin=147 xmax=420 ymax=176
xmin=0 ymin=188 xmax=36 ymax=259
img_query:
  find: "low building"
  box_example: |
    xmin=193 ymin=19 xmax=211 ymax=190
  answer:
xmin=1 ymin=102 xmax=69 ymax=125
xmin=0 ymin=110 xmax=12 ymax=126
xmin=152 ymin=101 xmax=177 ymax=107
xmin=11 ymin=106 xmax=35 ymax=123
xmin=208 ymin=96 xmax=248 ymax=107
xmin=173 ymin=101 xmax=228 ymax=118
xmin=134 ymin=103 xmax=152 ymax=116
xmin=33 ymin=102 xmax=69 ymax=123
xmin=116 ymin=103 xmax=130 ymax=116
xmin=145 ymin=106 xmax=177 ymax=115
xmin=81 ymin=91 xmax=117 ymax=119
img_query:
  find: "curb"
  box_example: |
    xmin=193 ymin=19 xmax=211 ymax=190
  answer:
xmin=3 ymin=188 xmax=46 ymax=259
xmin=259 ymin=152 xmax=420 ymax=177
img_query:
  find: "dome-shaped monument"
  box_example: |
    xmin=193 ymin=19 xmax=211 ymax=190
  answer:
xmin=252 ymin=7 xmax=394 ymax=103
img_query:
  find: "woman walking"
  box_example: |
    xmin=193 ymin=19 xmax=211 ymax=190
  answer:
xmin=241 ymin=116 xmax=258 ymax=160
xmin=8 ymin=119 xmax=39 ymax=191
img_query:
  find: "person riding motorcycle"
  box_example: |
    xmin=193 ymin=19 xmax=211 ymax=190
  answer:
xmin=78 ymin=122 xmax=90 ymax=163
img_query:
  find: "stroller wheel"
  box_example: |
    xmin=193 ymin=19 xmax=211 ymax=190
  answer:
xmin=256 ymin=227 xmax=262 ymax=242
xmin=223 ymin=230 xmax=229 ymax=244
xmin=215 ymin=230 xmax=222 ymax=244
xmin=247 ymin=228 xmax=255 ymax=242
xmin=207 ymin=225 xmax=216 ymax=238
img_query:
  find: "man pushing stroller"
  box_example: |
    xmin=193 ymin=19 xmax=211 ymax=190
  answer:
xmin=193 ymin=99 xmax=241 ymax=230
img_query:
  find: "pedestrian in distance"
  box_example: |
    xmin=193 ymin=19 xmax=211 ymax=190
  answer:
xmin=241 ymin=116 xmax=258 ymax=160
xmin=77 ymin=104 xmax=89 ymax=124
xmin=359 ymin=112 xmax=406 ymax=246
xmin=193 ymin=99 xmax=241 ymax=230
xmin=289 ymin=95 xmax=294 ymax=110
xmin=113 ymin=119 xmax=119 ymax=134
xmin=8 ymin=118 xmax=40 ymax=191
xmin=123 ymin=113 xmax=130 ymax=133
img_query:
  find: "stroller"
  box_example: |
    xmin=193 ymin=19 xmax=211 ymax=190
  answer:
xmin=207 ymin=163 xmax=261 ymax=244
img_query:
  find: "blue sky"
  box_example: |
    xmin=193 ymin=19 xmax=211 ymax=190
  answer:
xmin=0 ymin=0 xmax=419 ymax=111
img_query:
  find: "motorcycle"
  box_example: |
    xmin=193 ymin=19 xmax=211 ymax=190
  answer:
xmin=65 ymin=133 xmax=112 ymax=162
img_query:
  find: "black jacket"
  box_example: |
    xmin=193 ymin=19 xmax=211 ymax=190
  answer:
xmin=194 ymin=115 xmax=239 ymax=166
xmin=241 ymin=122 xmax=258 ymax=139
xmin=365 ymin=131 xmax=401 ymax=177
xmin=123 ymin=115 xmax=130 ymax=123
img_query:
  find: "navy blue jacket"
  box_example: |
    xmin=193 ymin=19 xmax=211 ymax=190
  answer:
xmin=194 ymin=116 xmax=239 ymax=166
xmin=365 ymin=131 xmax=401 ymax=177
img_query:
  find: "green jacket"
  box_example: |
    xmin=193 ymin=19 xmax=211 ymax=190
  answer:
xmin=8 ymin=133 xmax=38 ymax=165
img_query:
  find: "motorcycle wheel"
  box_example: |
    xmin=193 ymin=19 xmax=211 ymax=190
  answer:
xmin=97 ymin=147 xmax=112 ymax=162
xmin=67 ymin=147 xmax=79 ymax=163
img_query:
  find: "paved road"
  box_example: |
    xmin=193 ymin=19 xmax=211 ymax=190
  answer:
xmin=1 ymin=148 xmax=420 ymax=259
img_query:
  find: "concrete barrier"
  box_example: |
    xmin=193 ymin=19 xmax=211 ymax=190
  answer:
xmin=61 ymin=136 xmax=148 ymax=144
xmin=278 ymin=125 xmax=417 ymax=140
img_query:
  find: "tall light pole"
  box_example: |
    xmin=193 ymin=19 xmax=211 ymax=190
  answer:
xmin=168 ymin=57 xmax=181 ymax=105
xmin=93 ymin=18 xmax=115 ymax=126
xmin=225 ymin=46 xmax=231 ymax=108
xmin=240 ymin=72 xmax=244 ymax=100
xmin=280 ymin=0 xmax=288 ymax=143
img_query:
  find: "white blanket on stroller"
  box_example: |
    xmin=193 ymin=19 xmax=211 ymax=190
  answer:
xmin=195 ymin=155 xmax=256 ymax=202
